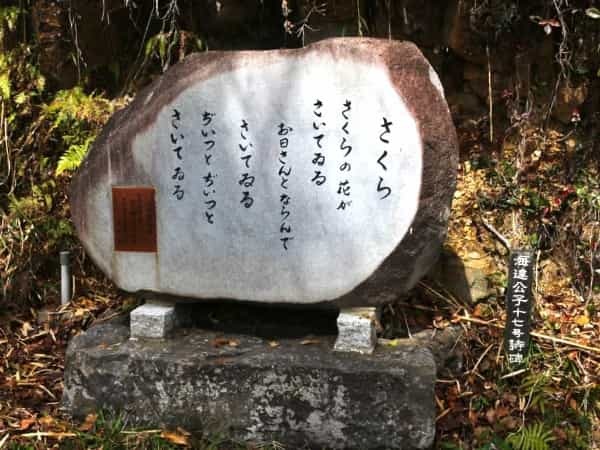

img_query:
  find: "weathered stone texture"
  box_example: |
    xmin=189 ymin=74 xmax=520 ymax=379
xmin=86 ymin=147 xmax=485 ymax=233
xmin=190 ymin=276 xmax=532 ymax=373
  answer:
xmin=63 ymin=317 xmax=437 ymax=449
xmin=334 ymin=307 xmax=379 ymax=354
xmin=130 ymin=302 xmax=176 ymax=339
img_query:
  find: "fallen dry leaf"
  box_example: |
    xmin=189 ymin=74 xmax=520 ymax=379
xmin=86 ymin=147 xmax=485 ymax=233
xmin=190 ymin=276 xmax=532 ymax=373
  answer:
xmin=18 ymin=417 xmax=36 ymax=431
xmin=161 ymin=430 xmax=190 ymax=446
xmin=569 ymin=398 xmax=577 ymax=410
xmin=575 ymin=315 xmax=589 ymax=326
xmin=78 ymin=413 xmax=97 ymax=432
xmin=383 ymin=339 xmax=400 ymax=347
xmin=498 ymin=415 xmax=520 ymax=431
xmin=211 ymin=337 xmax=230 ymax=347
xmin=485 ymin=408 xmax=496 ymax=424
xmin=20 ymin=322 xmax=33 ymax=337
xmin=495 ymin=406 xmax=510 ymax=419
xmin=38 ymin=416 xmax=55 ymax=427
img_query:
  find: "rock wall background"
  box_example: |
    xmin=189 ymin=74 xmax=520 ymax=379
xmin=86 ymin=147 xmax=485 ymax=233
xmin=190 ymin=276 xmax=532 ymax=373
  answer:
xmin=22 ymin=0 xmax=600 ymax=124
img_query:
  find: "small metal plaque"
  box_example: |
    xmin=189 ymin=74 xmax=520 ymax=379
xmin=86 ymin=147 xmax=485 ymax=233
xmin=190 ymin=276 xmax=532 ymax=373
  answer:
xmin=112 ymin=186 xmax=157 ymax=252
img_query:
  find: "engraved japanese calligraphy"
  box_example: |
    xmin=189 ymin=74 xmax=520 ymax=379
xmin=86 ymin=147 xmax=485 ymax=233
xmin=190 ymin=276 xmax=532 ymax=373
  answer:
xmin=70 ymin=38 xmax=458 ymax=305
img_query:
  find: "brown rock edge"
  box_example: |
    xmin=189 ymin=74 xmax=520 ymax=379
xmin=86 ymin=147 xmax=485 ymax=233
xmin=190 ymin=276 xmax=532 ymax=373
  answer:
xmin=70 ymin=38 xmax=458 ymax=306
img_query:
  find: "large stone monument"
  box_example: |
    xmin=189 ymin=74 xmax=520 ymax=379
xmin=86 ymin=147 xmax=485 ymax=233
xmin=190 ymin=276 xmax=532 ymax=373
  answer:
xmin=64 ymin=38 xmax=459 ymax=449
xmin=69 ymin=37 xmax=457 ymax=307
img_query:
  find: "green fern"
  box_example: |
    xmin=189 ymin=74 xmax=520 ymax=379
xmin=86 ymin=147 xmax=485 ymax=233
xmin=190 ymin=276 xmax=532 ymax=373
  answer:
xmin=520 ymin=372 xmax=551 ymax=414
xmin=45 ymin=87 xmax=115 ymax=176
xmin=507 ymin=422 xmax=556 ymax=450
xmin=0 ymin=71 xmax=9 ymax=100
xmin=0 ymin=6 xmax=20 ymax=31
xmin=0 ymin=7 xmax=20 ymax=102
xmin=45 ymin=87 xmax=113 ymax=128
xmin=55 ymin=136 xmax=94 ymax=175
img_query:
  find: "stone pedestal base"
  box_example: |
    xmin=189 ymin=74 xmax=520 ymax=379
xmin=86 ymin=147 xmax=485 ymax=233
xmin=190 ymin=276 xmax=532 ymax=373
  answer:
xmin=63 ymin=316 xmax=438 ymax=449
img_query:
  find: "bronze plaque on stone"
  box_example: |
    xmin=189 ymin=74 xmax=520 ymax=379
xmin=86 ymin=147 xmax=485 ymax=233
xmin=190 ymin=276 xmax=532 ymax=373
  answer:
xmin=112 ymin=186 xmax=157 ymax=252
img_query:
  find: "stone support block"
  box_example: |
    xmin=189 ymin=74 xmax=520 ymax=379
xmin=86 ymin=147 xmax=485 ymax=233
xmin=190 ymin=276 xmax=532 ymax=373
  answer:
xmin=130 ymin=302 xmax=176 ymax=339
xmin=334 ymin=307 xmax=380 ymax=354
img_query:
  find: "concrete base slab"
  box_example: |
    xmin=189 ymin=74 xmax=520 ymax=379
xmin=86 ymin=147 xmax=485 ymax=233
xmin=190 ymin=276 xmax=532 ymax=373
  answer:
xmin=63 ymin=315 xmax=437 ymax=449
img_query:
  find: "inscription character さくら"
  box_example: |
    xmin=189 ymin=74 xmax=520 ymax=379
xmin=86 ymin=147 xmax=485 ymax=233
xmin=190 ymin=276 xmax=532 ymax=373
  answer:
xmin=376 ymin=116 xmax=393 ymax=200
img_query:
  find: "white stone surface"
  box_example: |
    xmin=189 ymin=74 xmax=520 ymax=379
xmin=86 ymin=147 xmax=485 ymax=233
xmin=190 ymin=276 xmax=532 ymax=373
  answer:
xmin=334 ymin=307 xmax=380 ymax=354
xmin=85 ymin=52 xmax=424 ymax=304
xmin=130 ymin=302 xmax=176 ymax=339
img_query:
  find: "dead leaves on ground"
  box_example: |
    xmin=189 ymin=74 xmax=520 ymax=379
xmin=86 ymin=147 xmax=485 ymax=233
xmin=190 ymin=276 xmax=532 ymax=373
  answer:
xmin=77 ymin=413 xmax=97 ymax=432
xmin=436 ymin=124 xmax=599 ymax=449
xmin=0 ymin=294 xmax=120 ymax=447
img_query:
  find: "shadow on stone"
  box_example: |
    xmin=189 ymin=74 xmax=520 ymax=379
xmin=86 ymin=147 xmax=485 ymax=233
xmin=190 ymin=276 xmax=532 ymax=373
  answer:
xmin=426 ymin=247 xmax=496 ymax=305
xmin=174 ymin=300 xmax=339 ymax=339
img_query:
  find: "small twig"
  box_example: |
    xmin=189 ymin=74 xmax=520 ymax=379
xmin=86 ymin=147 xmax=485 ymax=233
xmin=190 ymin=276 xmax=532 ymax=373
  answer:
xmin=534 ymin=249 xmax=541 ymax=310
xmin=436 ymin=408 xmax=451 ymax=421
xmin=418 ymin=281 xmax=465 ymax=309
xmin=552 ymin=0 xmax=571 ymax=81
xmin=35 ymin=383 xmax=56 ymax=400
xmin=500 ymin=368 xmax=527 ymax=379
xmin=470 ymin=343 xmax=495 ymax=375
xmin=544 ymin=77 xmax=562 ymax=129
xmin=295 ymin=2 xmax=326 ymax=46
xmin=19 ymin=331 xmax=49 ymax=342
xmin=556 ymin=129 xmax=575 ymax=142
xmin=586 ymin=223 xmax=597 ymax=306
xmin=393 ymin=301 xmax=439 ymax=312
xmin=91 ymin=310 xmax=124 ymax=325
xmin=120 ymin=429 xmax=163 ymax=435
xmin=400 ymin=307 xmax=412 ymax=339
xmin=0 ymin=433 xmax=9 ymax=449
xmin=486 ymin=45 xmax=494 ymax=143
xmin=67 ymin=0 xmax=84 ymax=82
xmin=495 ymin=337 xmax=503 ymax=364
xmin=356 ymin=0 xmax=363 ymax=36
xmin=19 ymin=432 xmax=77 ymax=439
xmin=386 ymin=0 xmax=392 ymax=40
xmin=0 ymin=101 xmax=12 ymax=189
xmin=481 ymin=217 xmax=512 ymax=251
xmin=457 ymin=315 xmax=600 ymax=355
